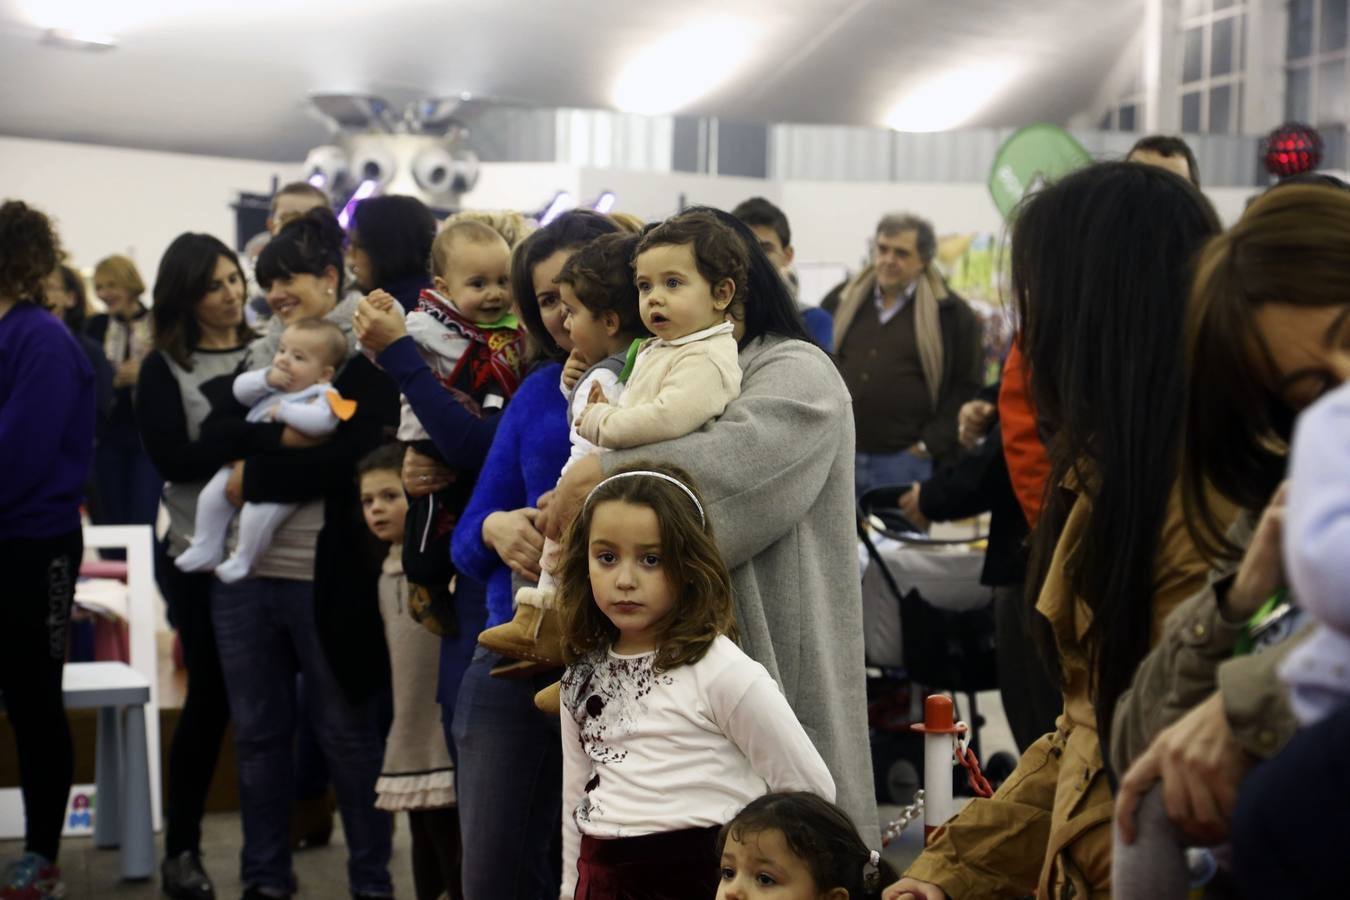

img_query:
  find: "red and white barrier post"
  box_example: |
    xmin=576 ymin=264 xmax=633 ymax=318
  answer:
xmin=911 ymin=694 xmax=967 ymax=844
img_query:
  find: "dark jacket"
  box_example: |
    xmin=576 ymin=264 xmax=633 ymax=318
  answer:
xmin=830 ymin=268 xmax=983 ymax=461
xmin=917 ymin=385 xmax=1028 ymax=587
xmin=199 ymin=353 xmax=400 ymax=702
xmin=86 ymin=306 xmax=152 ymax=431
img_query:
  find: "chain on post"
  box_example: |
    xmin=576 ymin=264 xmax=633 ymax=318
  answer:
xmin=953 ymin=723 xmax=994 ymax=799
xmin=880 ymin=789 xmax=925 ymax=847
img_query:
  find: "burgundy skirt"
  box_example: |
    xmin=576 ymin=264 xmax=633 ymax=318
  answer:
xmin=575 ymin=825 xmax=722 ymax=900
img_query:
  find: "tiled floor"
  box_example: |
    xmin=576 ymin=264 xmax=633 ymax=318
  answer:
xmin=0 ymin=812 xmax=417 ymax=899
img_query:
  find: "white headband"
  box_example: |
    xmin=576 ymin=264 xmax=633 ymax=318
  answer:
xmin=584 ymin=471 xmax=705 ymax=526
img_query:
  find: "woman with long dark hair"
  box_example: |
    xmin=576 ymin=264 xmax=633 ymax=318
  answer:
xmin=887 ymin=162 xmax=1223 ymax=900
xmin=135 ymin=232 xmax=255 ymax=898
xmin=441 ymin=209 xmax=624 ymax=898
xmin=1109 ymin=185 xmax=1350 ymax=893
xmin=347 ymin=194 xmax=437 ymax=311
xmin=197 ymin=209 xmax=399 ymax=900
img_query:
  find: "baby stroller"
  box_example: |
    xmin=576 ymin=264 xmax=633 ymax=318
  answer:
xmin=858 ymin=484 xmax=1018 ymax=805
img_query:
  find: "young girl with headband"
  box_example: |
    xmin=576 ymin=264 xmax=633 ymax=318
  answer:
xmin=554 ymin=463 xmax=835 ymax=898
xmin=717 ymin=792 xmax=898 ymax=900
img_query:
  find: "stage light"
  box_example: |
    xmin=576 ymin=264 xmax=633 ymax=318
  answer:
xmin=592 ymin=192 xmax=617 ymax=214
xmin=412 ymin=144 xmax=481 ymax=196
xmin=302 ymin=145 xmax=348 ymax=193
xmin=539 ymin=192 xmax=577 ymax=226
xmin=337 ymin=180 xmax=378 ymax=229
xmin=612 ymin=18 xmax=756 ymax=115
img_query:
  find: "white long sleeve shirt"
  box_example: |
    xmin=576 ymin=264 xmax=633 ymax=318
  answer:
xmin=559 ymin=634 xmax=835 ymax=897
xmin=1280 ymin=379 xmax=1350 ymax=724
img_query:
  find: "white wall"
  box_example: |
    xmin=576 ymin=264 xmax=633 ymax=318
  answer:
xmin=783 ymin=180 xmax=1007 ymax=270
xmin=465 ymin=162 xmax=581 ymax=216
xmin=0 ymin=136 xmax=299 ymax=288
xmin=577 ymin=168 xmax=778 ymax=224
xmin=0 ymin=135 xmax=1263 ymax=297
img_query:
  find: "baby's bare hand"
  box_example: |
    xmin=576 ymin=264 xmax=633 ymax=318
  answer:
xmin=562 ymin=350 xmax=588 ymax=392
xmin=365 ymin=289 xmax=397 ymax=312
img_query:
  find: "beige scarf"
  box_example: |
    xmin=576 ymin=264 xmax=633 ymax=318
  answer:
xmin=832 ymin=263 xmax=947 ymax=408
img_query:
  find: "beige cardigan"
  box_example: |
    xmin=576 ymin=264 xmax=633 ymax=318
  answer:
xmin=576 ymin=321 xmax=741 ymax=450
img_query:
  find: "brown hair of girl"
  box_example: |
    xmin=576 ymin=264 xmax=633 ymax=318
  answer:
xmin=1182 ymin=184 xmax=1350 ymax=562
xmin=556 ymin=462 xmax=736 ymax=672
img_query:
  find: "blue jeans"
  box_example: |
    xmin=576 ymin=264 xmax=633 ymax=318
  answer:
xmin=452 ymin=648 xmax=562 ymax=899
xmin=855 ymin=450 xmax=933 ymax=498
xmin=211 ymin=577 xmax=392 ymax=896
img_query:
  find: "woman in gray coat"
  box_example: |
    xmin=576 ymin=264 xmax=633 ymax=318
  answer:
xmin=543 ymin=208 xmax=878 ymax=840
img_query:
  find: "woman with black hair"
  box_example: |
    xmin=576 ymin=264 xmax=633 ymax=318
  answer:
xmin=134 ymin=232 xmax=255 ymax=898
xmin=886 ymin=162 xmax=1224 ymax=900
xmin=347 ymin=194 xmax=437 ymax=311
xmin=197 ymin=209 xmax=399 ymax=900
xmin=440 ymin=209 xmax=625 ymax=898
xmin=543 ymin=206 xmax=880 ymax=845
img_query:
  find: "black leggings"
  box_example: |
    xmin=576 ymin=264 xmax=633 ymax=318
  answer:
xmin=156 ymin=537 xmax=231 ymax=857
xmin=408 ymin=807 xmax=462 ymax=900
xmin=0 ymin=531 xmax=81 ymax=862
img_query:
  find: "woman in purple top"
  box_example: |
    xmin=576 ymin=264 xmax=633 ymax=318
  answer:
xmin=0 ymin=201 xmax=95 ymax=899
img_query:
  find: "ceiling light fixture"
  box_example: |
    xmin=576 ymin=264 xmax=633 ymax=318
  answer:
xmin=612 ymin=18 xmax=757 ymax=115
xmin=883 ymin=61 xmax=1024 ymax=133
xmin=40 ymin=28 xmax=117 ymax=51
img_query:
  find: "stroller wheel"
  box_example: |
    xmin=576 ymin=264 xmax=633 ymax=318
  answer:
xmin=983 ymin=750 xmax=1018 ymax=789
xmin=887 ymin=758 xmax=921 ymax=805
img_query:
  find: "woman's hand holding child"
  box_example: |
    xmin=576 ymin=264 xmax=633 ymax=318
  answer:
xmin=481 ymin=508 xmax=544 ymax=581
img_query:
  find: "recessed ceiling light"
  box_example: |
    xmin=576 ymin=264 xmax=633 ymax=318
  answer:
xmin=884 ymin=61 xmax=1024 ymax=132
xmin=612 ymin=18 xmax=756 ymax=116
xmin=41 ymin=28 xmax=117 ymax=51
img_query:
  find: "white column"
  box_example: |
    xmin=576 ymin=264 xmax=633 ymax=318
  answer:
xmin=1244 ymin=0 xmax=1288 ymax=135
xmin=1144 ymin=0 xmax=1182 ymax=131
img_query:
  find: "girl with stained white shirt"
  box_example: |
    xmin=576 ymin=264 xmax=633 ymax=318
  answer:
xmin=553 ymin=463 xmax=834 ymax=900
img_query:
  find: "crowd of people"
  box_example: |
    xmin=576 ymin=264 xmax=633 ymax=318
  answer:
xmin=0 ymin=131 xmax=1346 ymax=900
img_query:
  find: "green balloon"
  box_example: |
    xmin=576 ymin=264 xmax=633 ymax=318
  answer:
xmin=988 ymin=125 xmax=1093 ymax=221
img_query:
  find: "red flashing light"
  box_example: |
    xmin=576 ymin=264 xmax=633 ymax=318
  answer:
xmin=1263 ymin=123 xmax=1323 ymax=178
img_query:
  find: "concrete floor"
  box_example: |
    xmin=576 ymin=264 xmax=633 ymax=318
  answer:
xmin=1 ymin=687 xmax=1016 ymax=898
xmin=0 ymin=812 xmax=417 ymax=899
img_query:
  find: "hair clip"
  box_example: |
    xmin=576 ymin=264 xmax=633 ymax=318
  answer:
xmin=867 ymin=849 xmax=881 ymax=869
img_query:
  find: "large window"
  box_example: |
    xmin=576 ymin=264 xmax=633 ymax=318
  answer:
xmin=1287 ymin=0 xmax=1349 ymax=169
xmin=1179 ymin=0 xmax=1247 ymax=133
xmin=1287 ymin=0 xmax=1350 ymax=125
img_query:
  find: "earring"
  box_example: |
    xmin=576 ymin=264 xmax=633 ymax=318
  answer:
xmin=327 ymin=287 xmax=335 ymax=296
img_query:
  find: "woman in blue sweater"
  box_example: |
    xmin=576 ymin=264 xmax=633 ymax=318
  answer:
xmin=0 ymin=201 xmax=95 ymax=900
xmin=448 ymin=210 xmax=624 ymax=899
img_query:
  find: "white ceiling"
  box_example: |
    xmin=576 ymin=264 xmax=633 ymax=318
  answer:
xmin=0 ymin=0 xmax=1142 ymax=162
